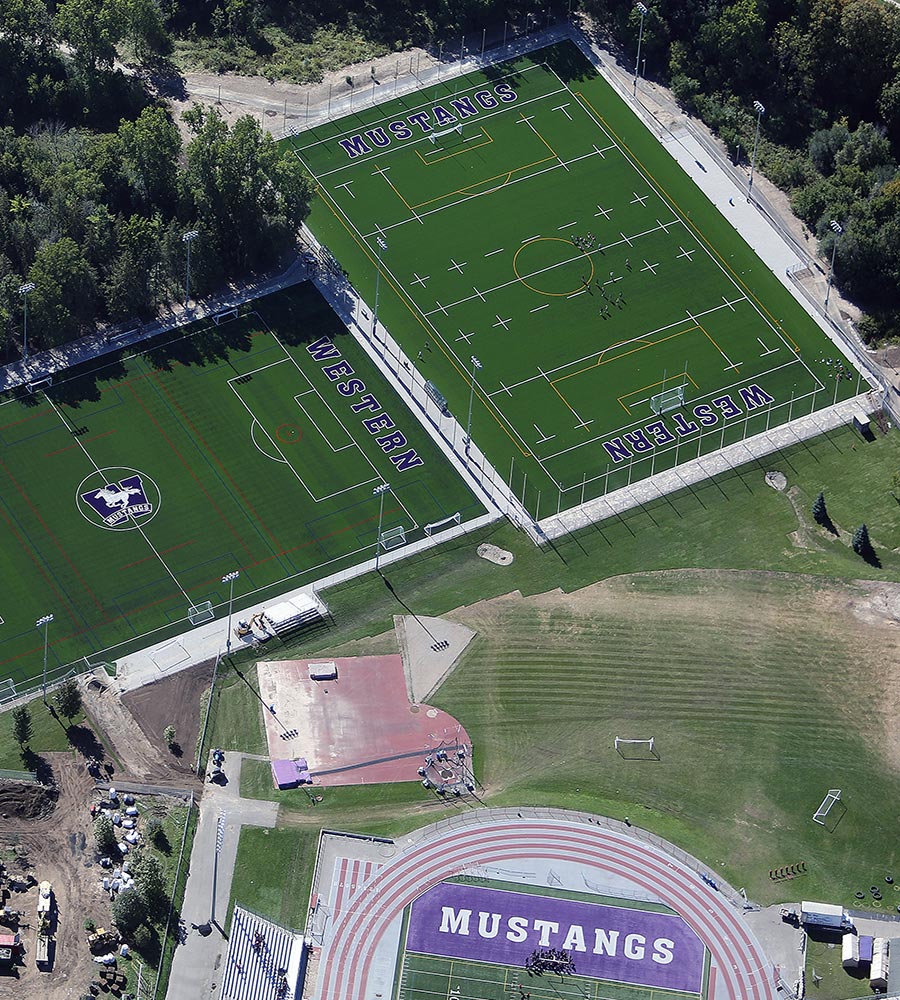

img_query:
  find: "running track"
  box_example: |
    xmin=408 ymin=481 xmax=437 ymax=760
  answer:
xmin=315 ymin=815 xmax=777 ymax=1000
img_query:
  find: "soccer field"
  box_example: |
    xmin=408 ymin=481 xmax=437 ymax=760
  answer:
xmin=0 ymin=284 xmax=481 ymax=687
xmin=293 ymin=41 xmax=863 ymax=521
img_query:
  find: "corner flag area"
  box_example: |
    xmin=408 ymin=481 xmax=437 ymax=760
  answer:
xmin=0 ymin=283 xmax=482 ymax=686
xmin=291 ymin=41 xmax=866 ymax=523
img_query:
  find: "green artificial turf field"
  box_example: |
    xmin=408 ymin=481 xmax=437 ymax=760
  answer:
xmin=0 ymin=283 xmax=481 ymax=687
xmin=293 ymin=41 xmax=864 ymax=522
xmin=397 ymin=952 xmax=701 ymax=1000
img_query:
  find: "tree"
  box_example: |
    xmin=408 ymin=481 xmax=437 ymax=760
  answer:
xmin=851 ymin=523 xmax=879 ymax=565
xmin=130 ymin=850 xmax=166 ymax=914
xmin=54 ymin=0 xmax=126 ymax=76
xmin=111 ymin=886 xmax=147 ymax=934
xmin=94 ymin=813 xmax=117 ymax=855
xmin=11 ymin=705 xmax=32 ymax=748
xmin=163 ymin=725 xmax=176 ymax=746
xmin=118 ymin=107 xmax=181 ymax=211
xmin=124 ymin=0 xmax=171 ymax=62
xmin=811 ymin=491 xmax=828 ymax=525
xmin=54 ymin=678 xmax=82 ymax=720
xmin=103 ymin=214 xmax=164 ymax=319
xmin=27 ymin=237 xmax=99 ymax=346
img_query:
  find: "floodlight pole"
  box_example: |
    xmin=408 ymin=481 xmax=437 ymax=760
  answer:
xmin=222 ymin=571 xmax=239 ymax=655
xmin=747 ymin=100 xmax=765 ymax=202
xmin=465 ymin=355 xmax=482 ymax=455
xmin=373 ymin=235 xmax=388 ymax=344
xmin=182 ymin=230 xmax=199 ymax=307
xmin=633 ymin=3 xmax=649 ymax=97
xmin=373 ymin=482 xmax=391 ymax=573
xmin=19 ymin=282 xmax=35 ymax=362
xmin=824 ymin=219 xmax=843 ymax=314
xmin=37 ymin=614 xmax=54 ymax=705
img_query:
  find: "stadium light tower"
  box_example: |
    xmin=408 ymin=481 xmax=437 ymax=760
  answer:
xmin=36 ymin=613 xmax=53 ymax=705
xmin=633 ymin=3 xmax=649 ymax=97
xmin=824 ymin=219 xmax=843 ymax=314
xmin=747 ymin=100 xmax=765 ymax=201
xmin=465 ymin=355 xmax=483 ymax=455
xmin=19 ymin=282 xmax=35 ymax=361
xmin=373 ymin=482 xmax=391 ymax=573
xmin=222 ymin=571 xmax=240 ymax=654
xmin=373 ymin=235 xmax=388 ymax=342
xmin=182 ymin=230 xmax=200 ymax=306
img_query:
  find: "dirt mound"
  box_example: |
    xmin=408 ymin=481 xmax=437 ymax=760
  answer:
xmin=0 ymin=779 xmax=58 ymax=820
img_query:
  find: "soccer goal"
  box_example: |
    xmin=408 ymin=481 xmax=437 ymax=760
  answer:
xmin=188 ymin=601 xmax=215 ymax=626
xmin=615 ymin=736 xmax=657 ymax=759
xmin=812 ymin=788 xmax=842 ymax=826
xmin=379 ymin=525 xmax=407 ymax=550
xmin=429 ymin=124 xmax=463 ymax=144
xmin=213 ymin=306 xmax=239 ymax=325
xmin=424 ymin=512 xmax=461 ymax=536
xmin=650 ymin=385 xmax=685 ymax=415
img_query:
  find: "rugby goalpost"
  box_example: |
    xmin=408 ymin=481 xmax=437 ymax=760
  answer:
xmin=614 ymin=736 xmax=657 ymax=759
xmin=812 ymin=788 xmax=842 ymax=826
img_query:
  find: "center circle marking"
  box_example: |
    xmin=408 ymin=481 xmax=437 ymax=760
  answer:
xmin=513 ymin=237 xmax=594 ymax=297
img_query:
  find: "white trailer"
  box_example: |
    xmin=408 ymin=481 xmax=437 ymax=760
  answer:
xmin=800 ymin=901 xmax=851 ymax=928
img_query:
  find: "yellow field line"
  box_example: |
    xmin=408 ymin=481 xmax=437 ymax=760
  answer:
xmin=553 ymin=327 xmax=697 ymax=388
xmin=414 ymin=129 xmax=494 ymax=165
xmin=575 ymin=91 xmax=801 ymax=354
xmin=314 ymin=182 xmax=532 ymax=457
xmin=412 ymin=155 xmax=556 ymax=209
xmin=373 ymin=165 xmax=419 ymax=218
xmin=617 ymin=372 xmax=700 ymax=414
xmin=696 ymin=319 xmax=741 ymax=371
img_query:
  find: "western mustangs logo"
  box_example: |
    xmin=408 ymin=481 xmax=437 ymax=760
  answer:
xmin=76 ymin=468 xmax=160 ymax=531
xmin=338 ymin=82 xmax=518 ymax=159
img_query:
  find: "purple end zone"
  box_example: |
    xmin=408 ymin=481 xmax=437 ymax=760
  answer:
xmin=406 ymin=882 xmax=705 ymax=993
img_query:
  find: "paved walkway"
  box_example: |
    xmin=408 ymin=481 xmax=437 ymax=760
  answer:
xmin=166 ymin=753 xmax=279 ymax=1000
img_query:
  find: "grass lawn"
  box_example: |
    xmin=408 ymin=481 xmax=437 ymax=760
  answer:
xmin=0 ymin=281 xmax=480 ymax=688
xmin=205 ymin=666 xmax=268 ymax=757
xmin=228 ymin=826 xmax=317 ymax=933
xmin=295 ymin=40 xmax=863 ymax=520
xmin=0 ymin=702 xmax=85 ymax=770
xmin=223 ymin=423 xmax=900 ymax=932
xmin=804 ymin=933 xmax=869 ymax=1000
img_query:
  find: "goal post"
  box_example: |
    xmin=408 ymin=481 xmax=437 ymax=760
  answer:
xmin=424 ymin=512 xmax=461 ymax=536
xmin=615 ymin=736 xmax=657 ymax=759
xmin=812 ymin=788 xmax=842 ymax=825
xmin=379 ymin=525 xmax=407 ymax=551
xmin=188 ymin=601 xmax=215 ymax=626
xmin=649 ymin=385 xmax=685 ymax=415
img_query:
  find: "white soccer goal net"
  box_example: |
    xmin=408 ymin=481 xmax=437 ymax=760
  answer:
xmin=424 ymin=512 xmax=461 ymax=536
xmin=379 ymin=525 xmax=407 ymax=550
xmin=649 ymin=385 xmax=685 ymax=415
xmin=615 ymin=737 xmax=656 ymax=758
xmin=188 ymin=601 xmax=215 ymax=626
xmin=812 ymin=788 xmax=842 ymax=825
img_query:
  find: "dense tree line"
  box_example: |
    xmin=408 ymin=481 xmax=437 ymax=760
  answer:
xmin=2 ymin=0 xmax=900 ymax=348
xmin=0 ymin=0 xmax=311 ymax=355
xmin=585 ymin=0 xmax=900 ymax=342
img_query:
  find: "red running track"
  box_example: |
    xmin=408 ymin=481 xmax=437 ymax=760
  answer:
xmin=316 ymin=817 xmax=777 ymax=1000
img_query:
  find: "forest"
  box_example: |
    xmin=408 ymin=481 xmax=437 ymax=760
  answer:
xmin=1 ymin=0 xmax=899 ymax=353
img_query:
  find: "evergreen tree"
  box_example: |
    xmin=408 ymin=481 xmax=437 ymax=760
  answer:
xmin=852 ymin=523 xmax=872 ymax=558
xmin=11 ymin=705 xmax=32 ymax=747
xmin=811 ymin=491 xmax=828 ymax=525
xmin=111 ymin=887 xmax=147 ymax=934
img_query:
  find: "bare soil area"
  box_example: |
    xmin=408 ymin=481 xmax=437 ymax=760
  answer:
xmin=0 ymin=753 xmax=111 ymax=1000
xmin=122 ymin=658 xmax=216 ymax=778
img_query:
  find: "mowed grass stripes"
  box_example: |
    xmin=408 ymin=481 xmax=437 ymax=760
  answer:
xmin=433 ymin=572 xmax=900 ymax=904
xmin=0 ymin=283 xmax=481 ymax=684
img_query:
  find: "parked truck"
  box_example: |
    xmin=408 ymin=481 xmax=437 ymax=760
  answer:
xmin=800 ymin=901 xmax=853 ymax=929
xmin=35 ymin=881 xmax=53 ymax=967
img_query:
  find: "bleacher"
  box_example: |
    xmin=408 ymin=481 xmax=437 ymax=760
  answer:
xmin=221 ymin=907 xmax=306 ymax=1000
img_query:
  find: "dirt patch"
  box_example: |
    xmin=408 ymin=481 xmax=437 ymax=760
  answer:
xmin=0 ymin=753 xmax=112 ymax=1000
xmin=0 ymin=780 xmax=58 ymax=820
xmin=122 ymin=658 xmax=215 ymax=776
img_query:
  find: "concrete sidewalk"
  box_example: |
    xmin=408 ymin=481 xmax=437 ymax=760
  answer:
xmin=166 ymin=753 xmax=279 ymax=1000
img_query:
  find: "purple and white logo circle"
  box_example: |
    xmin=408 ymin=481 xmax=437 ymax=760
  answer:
xmin=76 ymin=467 xmax=160 ymax=531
